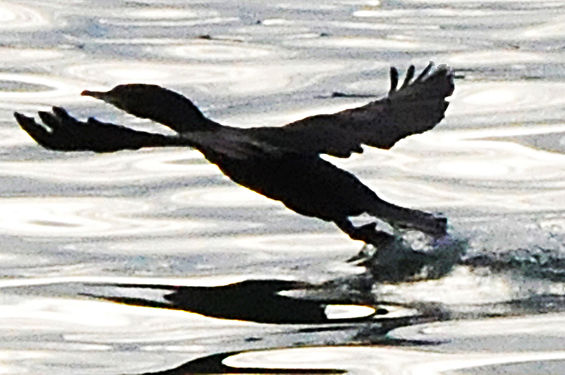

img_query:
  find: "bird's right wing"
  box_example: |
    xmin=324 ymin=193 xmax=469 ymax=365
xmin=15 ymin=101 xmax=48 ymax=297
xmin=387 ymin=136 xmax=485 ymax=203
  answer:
xmin=15 ymin=107 xmax=187 ymax=153
xmin=262 ymin=63 xmax=454 ymax=157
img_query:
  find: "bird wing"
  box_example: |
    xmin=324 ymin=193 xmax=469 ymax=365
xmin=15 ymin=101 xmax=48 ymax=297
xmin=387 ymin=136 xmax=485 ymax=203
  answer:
xmin=263 ymin=63 xmax=454 ymax=157
xmin=14 ymin=107 xmax=186 ymax=152
xmin=15 ymin=107 xmax=286 ymax=158
xmin=187 ymin=127 xmax=293 ymax=161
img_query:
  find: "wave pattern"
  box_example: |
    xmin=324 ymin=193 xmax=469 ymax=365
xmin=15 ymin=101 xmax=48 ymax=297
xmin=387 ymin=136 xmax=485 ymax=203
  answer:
xmin=1 ymin=0 xmax=565 ymax=374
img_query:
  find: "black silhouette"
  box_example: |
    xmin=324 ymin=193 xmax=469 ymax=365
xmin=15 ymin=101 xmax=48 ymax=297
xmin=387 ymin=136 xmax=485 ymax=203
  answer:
xmin=14 ymin=63 xmax=453 ymax=246
xmin=83 ymin=279 xmax=380 ymax=324
xmin=139 ymin=350 xmax=345 ymax=374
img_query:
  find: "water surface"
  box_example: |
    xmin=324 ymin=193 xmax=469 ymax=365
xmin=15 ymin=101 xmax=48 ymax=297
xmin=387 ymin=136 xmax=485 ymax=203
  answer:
xmin=1 ymin=0 xmax=565 ymax=374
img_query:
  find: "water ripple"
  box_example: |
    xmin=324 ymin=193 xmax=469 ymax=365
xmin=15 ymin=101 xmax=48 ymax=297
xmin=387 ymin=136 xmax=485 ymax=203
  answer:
xmin=99 ymin=16 xmax=239 ymax=28
xmin=284 ymin=36 xmax=457 ymax=52
xmin=158 ymin=41 xmax=276 ymax=61
xmin=0 ymin=150 xmax=214 ymax=184
xmin=64 ymin=60 xmax=343 ymax=95
xmin=170 ymin=186 xmax=276 ymax=208
xmin=1 ymin=1 xmax=565 ymax=374
xmin=443 ymin=50 xmax=544 ymax=66
xmin=450 ymin=81 xmax=565 ymax=116
xmin=0 ymin=47 xmax=64 ymax=64
xmin=0 ymin=1 xmax=50 ymax=30
xmin=0 ymin=197 xmax=207 ymax=237
xmin=224 ymin=345 xmax=565 ymax=375
xmin=0 ymin=73 xmax=79 ymax=105
xmin=522 ymin=15 xmax=565 ymax=39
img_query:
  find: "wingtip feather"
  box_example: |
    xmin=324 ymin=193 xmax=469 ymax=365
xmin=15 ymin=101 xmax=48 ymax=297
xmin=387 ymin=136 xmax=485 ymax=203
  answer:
xmin=416 ymin=62 xmax=434 ymax=82
xmin=52 ymin=106 xmax=70 ymax=119
xmin=14 ymin=112 xmax=29 ymax=124
xmin=402 ymin=65 xmax=416 ymax=88
xmin=389 ymin=67 xmax=399 ymax=93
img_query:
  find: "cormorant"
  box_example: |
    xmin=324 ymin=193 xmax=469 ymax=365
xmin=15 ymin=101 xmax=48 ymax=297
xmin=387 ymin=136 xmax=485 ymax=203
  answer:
xmin=14 ymin=63 xmax=454 ymax=247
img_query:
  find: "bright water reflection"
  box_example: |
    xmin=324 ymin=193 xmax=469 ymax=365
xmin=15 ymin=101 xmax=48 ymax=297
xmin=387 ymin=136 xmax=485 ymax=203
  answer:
xmin=1 ymin=0 xmax=565 ymax=374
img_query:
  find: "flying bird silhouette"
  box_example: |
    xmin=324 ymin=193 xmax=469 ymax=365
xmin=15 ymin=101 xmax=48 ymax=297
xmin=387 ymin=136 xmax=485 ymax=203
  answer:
xmin=15 ymin=63 xmax=453 ymax=247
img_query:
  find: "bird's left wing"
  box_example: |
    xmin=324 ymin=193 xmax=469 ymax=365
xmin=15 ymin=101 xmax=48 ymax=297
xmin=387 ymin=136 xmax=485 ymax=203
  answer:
xmin=15 ymin=107 xmax=187 ymax=152
xmin=258 ymin=63 xmax=454 ymax=157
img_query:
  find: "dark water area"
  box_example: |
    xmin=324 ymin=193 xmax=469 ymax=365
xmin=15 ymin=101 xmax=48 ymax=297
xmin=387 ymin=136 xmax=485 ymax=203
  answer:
xmin=1 ymin=0 xmax=565 ymax=374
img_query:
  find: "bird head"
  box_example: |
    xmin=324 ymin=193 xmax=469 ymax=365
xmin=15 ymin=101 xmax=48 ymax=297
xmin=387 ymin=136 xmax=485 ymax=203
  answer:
xmin=81 ymin=84 xmax=213 ymax=133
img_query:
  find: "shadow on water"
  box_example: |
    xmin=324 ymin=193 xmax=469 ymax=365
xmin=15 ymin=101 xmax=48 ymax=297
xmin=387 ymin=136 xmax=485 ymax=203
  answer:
xmin=78 ymin=275 xmax=565 ymax=375
xmin=3 ymin=229 xmax=562 ymax=374
xmin=79 ymin=277 xmax=430 ymax=375
xmin=83 ymin=279 xmax=381 ymax=325
xmin=138 ymin=351 xmax=345 ymax=375
xmin=73 ymin=231 xmax=565 ymax=374
xmin=84 ymin=274 xmax=565 ymax=330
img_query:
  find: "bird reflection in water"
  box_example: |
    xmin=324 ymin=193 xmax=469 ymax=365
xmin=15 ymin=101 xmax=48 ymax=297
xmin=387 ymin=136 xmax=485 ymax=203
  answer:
xmin=15 ymin=63 xmax=454 ymax=253
xmin=83 ymin=279 xmax=380 ymax=324
xmin=138 ymin=350 xmax=345 ymax=375
xmin=78 ymin=275 xmax=565 ymax=375
xmin=81 ymin=279 xmax=395 ymax=375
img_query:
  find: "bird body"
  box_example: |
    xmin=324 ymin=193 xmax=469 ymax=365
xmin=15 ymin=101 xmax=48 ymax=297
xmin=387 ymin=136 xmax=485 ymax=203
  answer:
xmin=15 ymin=63 xmax=454 ymax=247
xmin=214 ymin=152 xmax=367 ymax=220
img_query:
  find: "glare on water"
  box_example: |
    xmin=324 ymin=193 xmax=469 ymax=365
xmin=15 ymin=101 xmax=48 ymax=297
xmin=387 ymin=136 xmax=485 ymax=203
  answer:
xmin=0 ymin=0 xmax=565 ymax=374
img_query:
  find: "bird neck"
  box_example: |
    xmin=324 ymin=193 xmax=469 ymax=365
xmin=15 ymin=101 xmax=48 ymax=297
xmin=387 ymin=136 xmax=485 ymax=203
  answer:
xmin=147 ymin=99 xmax=221 ymax=134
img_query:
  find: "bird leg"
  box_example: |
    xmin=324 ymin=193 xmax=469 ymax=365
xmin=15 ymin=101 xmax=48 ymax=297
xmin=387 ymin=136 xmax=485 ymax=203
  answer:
xmin=334 ymin=219 xmax=395 ymax=248
xmin=367 ymin=199 xmax=447 ymax=237
xmin=387 ymin=208 xmax=447 ymax=237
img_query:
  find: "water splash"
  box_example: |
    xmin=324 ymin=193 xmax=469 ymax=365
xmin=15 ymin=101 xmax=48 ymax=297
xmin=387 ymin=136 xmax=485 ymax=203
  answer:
xmin=349 ymin=232 xmax=467 ymax=283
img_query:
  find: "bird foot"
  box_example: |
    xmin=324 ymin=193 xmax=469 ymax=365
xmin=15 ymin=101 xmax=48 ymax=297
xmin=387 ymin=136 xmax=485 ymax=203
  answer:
xmin=345 ymin=222 xmax=395 ymax=248
xmin=392 ymin=213 xmax=447 ymax=238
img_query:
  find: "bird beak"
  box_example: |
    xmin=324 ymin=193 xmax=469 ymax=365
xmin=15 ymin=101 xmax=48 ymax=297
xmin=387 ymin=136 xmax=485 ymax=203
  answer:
xmin=81 ymin=90 xmax=106 ymax=99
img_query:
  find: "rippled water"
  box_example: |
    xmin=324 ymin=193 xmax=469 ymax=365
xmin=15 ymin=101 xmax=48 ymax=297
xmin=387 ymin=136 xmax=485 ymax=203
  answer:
xmin=1 ymin=1 xmax=565 ymax=374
